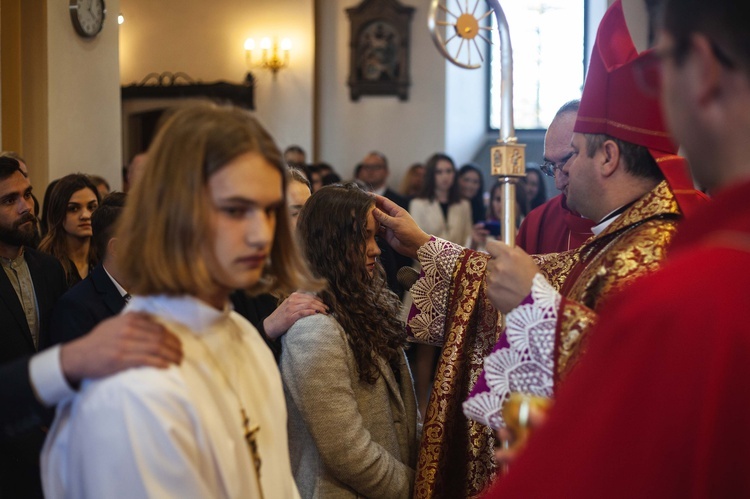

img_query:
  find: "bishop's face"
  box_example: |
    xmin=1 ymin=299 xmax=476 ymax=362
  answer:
xmin=563 ymin=133 xmax=601 ymax=221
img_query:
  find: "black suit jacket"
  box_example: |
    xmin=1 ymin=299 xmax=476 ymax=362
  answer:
xmin=230 ymin=291 xmax=281 ymax=362
xmin=49 ymin=264 xmax=127 ymax=345
xmin=380 ymin=188 xmax=412 ymax=297
xmin=0 ymin=248 xmax=68 ymax=363
xmin=383 ymin=187 xmax=408 ymax=210
xmin=0 ymin=356 xmax=52 ymax=443
xmin=0 ymin=248 xmax=67 ymax=499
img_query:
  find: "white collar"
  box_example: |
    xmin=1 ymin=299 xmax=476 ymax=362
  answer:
xmin=591 ymin=215 xmax=618 ymax=236
xmin=127 ymin=294 xmax=232 ymax=333
xmin=102 ymin=264 xmax=128 ymax=298
xmin=591 ymin=199 xmax=638 ymax=236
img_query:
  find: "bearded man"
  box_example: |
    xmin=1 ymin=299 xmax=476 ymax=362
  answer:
xmin=0 ymin=157 xmax=68 ymax=498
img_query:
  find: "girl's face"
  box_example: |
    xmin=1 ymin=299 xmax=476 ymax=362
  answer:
xmin=409 ymin=167 xmax=425 ymax=194
xmin=491 ymin=187 xmax=503 ymax=220
xmin=287 ymin=180 xmax=311 ymax=229
xmin=435 ymin=159 xmax=455 ymax=193
xmin=63 ymin=188 xmax=98 ymax=239
xmin=206 ymin=151 xmax=282 ymax=295
xmin=363 ymin=206 xmax=381 ymax=276
xmin=458 ymin=170 xmax=481 ymax=199
xmin=310 ymin=172 xmax=323 ymax=193
xmin=525 ymin=171 xmax=540 ymax=201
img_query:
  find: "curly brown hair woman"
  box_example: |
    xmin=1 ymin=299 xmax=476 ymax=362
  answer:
xmin=281 ymin=183 xmax=420 ymax=498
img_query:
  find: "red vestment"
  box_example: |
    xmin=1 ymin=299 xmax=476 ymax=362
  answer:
xmin=410 ymin=182 xmax=685 ymax=498
xmin=516 ymin=194 xmax=594 ymax=254
xmin=486 ymin=179 xmax=750 ymax=498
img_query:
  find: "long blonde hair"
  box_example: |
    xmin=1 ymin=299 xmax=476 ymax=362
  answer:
xmin=116 ymin=101 xmax=316 ymax=297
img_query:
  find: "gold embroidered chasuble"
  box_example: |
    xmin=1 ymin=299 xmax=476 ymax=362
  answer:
xmin=408 ymin=181 xmax=681 ymax=498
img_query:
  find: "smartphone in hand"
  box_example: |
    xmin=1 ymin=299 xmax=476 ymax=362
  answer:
xmin=483 ymin=220 xmax=501 ymax=237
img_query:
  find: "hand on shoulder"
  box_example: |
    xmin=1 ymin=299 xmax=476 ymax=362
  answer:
xmin=60 ymin=312 xmax=182 ymax=387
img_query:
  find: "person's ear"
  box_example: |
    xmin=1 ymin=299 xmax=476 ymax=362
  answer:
xmin=106 ymin=237 xmax=117 ymax=258
xmin=688 ymin=34 xmax=723 ymax=105
xmin=599 ymin=140 xmax=621 ymax=177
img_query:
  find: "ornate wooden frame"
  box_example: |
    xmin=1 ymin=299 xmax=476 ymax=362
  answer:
xmin=346 ymin=0 xmax=414 ymax=101
xmin=121 ymin=72 xmax=255 ymax=110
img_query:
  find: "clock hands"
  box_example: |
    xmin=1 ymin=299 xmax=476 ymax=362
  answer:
xmin=71 ymin=0 xmax=104 ymax=37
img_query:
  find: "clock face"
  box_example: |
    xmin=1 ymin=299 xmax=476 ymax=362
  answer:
xmin=69 ymin=0 xmax=106 ymax=38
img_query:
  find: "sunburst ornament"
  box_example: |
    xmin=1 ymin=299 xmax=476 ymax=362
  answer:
xmin=428 ymin=0 xmax=493 ymax=69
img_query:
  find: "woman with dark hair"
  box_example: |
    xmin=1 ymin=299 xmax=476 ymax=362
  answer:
xmin=470 ymin=181 xmax=529 ymax=251
xmin=407 ymin=153 xmax=473 ymax=415
xmin=281 ymin=183 xmax=419 ymax=498
xmin=399 ymin=163 xmax=425 ymax=199
xmin=457 ymin=163 xmax=486 ymax=224
xmin=409 ymin=153 xmax=472 ymax=246
xmin=40 ymin=179 xmax=60 ymax=237
xmin=38 ymin=174 xmax=100 ymax=287
xmin=525 ymin=167 xmax=547 ymax=210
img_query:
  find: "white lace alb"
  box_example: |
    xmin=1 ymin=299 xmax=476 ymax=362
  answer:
xmin=462 ymin=274 xmax=560 ymax=429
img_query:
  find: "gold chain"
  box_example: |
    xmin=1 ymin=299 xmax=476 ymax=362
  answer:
xmin=190 ymin=329 xmax=264 ymax=496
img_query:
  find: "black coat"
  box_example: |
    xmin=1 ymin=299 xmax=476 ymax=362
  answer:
xmin=0 ymin=248 xmax=67 ymax=499
xmin=49 ymin=263 xmax=127 ymax=345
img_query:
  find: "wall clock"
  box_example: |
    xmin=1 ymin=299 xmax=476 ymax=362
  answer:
xmin=69 ymin=0 xmax=106 ymax=38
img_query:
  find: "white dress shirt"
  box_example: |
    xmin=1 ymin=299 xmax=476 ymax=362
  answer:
xmin=28 ymin=346 xmax=75 ymax=406
xmin=41 ymin=294 xmax=299 ymax=499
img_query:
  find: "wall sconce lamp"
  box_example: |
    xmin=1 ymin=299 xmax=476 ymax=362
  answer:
xmin=244 ymin=37 xmax=291 ymax=77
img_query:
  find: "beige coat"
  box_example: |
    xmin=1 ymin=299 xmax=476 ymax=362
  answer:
xmin=408 ymin=198 xmax=473 ymax=246
xmin=281 ymin=314 xmax=419 ymax=498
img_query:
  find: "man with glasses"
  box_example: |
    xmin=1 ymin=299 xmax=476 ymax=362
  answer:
xmin=516 ymin=100 xmax=594 ymax=254
xmin=483 ymin=0 xmax=750 ymax=495
xmin=372 ymin=1 xmax=707 ymax=495
xmin=356 ymin=151 xmax=411 ymax=300
xmin=465 ymin=0 xmax=707 ymax=434
xmin=356 ymin=151 xmax=407 ymax=209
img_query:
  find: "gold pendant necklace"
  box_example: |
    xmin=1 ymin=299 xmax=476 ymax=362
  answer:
xmin=241 ymin=408 xmax=262 ymax=473
xmin=192 ymin=331 xmax=264 ymax=494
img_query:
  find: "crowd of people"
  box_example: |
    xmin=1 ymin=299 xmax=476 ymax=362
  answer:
xmin=3 ymin=0 xmax=749 ymax=497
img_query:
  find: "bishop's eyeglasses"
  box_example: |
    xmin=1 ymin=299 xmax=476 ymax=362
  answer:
xmin=540 ymin=153 xmax=573 ymax=177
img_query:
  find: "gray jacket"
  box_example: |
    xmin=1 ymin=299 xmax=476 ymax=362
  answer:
xmin=281 ymin=314 xmax=419 ymax=498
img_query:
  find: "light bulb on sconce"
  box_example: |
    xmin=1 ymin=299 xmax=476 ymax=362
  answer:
xmin=244 ymin=36 xmax=291 ymax=77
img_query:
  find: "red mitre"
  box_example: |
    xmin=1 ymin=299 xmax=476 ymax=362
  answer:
xmin=574 ymin=0 xmax=707 ymax=217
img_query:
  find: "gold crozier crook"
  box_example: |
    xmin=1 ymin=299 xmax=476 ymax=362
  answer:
xmin=428 ymin=0 xmax=526 ymax=245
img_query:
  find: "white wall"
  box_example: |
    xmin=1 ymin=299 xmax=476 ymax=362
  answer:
xmin=118 ymin=0 xmax=489 ymax=188
xmin=1 ymin=0 xmax=625 ymax=193
xmin=621 ymin=0 xmax=650 ymax=52
xmin=444 ymin=41 xmax=488 ymax=170
xmin=0 ymin=1 xmax=121 ymax=190
xmin=316 ymin=0 xmax=478 ymax=187
xmin=46 ymin=0 xmax=122 ymax=188
xmin=119 ymin=0 xmax=315 ymax=162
